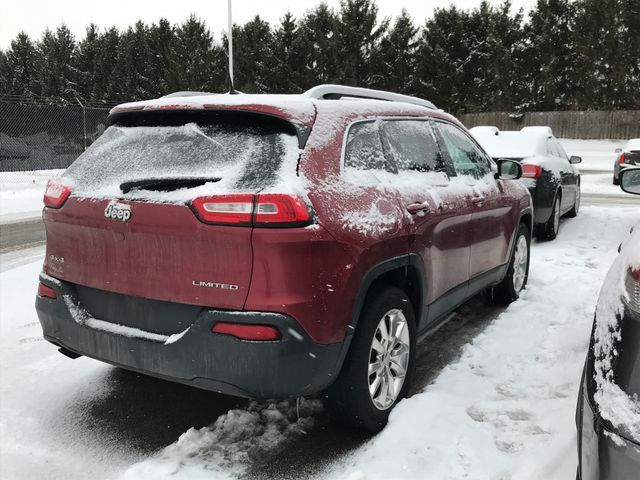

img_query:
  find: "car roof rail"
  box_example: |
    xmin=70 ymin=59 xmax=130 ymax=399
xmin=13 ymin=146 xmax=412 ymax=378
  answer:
xmin=162 ymin=91 xmax=216 ymax=98
xmin=303 ymin=84 xmax=436 ymax=110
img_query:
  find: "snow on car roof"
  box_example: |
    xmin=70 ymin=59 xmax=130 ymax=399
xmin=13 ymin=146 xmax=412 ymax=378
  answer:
xmin=471 ymin=129 xmax=548 ymax=159
xmin=625 ymin=138 xmax=640 ymax=152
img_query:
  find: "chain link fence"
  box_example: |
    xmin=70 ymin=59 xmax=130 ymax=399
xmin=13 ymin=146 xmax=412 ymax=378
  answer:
xmin=0 ymin=96 xmax=117 ymax=177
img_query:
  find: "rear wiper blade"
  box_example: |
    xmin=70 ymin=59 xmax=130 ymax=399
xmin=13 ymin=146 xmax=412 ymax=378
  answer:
xmin=120 ymin=177 xmax=221 ymax=193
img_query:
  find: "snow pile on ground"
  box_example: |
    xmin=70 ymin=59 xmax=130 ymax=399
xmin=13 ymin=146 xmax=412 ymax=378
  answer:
xmin=560 ymin=139 xmax=625 ymax=172
xmin=121 ymin=399 xmax=323 ymax=480
xmin=580 ymin=172 xmax=631 ymax=198
xmin=0 ymin=169 xmax=60 ymax=219
xmin=319 ymin=206 xmax=640 ymax=480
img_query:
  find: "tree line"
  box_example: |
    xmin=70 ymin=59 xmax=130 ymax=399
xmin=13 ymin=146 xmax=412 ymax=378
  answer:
xmin=0 ymin=0 xmax=638 ymax=114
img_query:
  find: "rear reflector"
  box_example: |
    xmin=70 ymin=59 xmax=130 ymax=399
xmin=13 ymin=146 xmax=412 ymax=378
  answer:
xmin=43 ymin=179 xmax=72 ymax=209
xmin=37 ymin=282 xmax=57 ymax=299
xmin=211 ymin=322 xmax=281 ymax=341
xmin=522 ymin=164 xmax=543 ymax=178
xmin=191 ymin=193 xmax=311 ymax=227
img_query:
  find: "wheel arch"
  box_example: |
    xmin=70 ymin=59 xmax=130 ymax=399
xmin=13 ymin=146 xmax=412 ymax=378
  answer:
xmin=329 ymin=254 xmax=426 ymax=381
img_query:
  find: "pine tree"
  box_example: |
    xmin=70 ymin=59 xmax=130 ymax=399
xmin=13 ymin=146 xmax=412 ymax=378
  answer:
xmin=37 ymin=25 xmax=77 ymax=101
xmin=524 ymin=0 xmax=577 ymax=110
xmin=296 ymin=3 xmax=341 ymax=87
xmin=74 ymin=23 xmax=100 ymax=101
xmin=92 ymin=27 xmax=120 ymax=102
xmin=233 ymin=15 xmax=275 ymax=93
xmin=337 ymin=0 xmax=389 ymax=87
xmin=3 ymin=32 xmax=39 ymax=97
xmin=374 ymin=9 xmax=419 ymax=94
xmin=147 ymin=18 xmax=174 ymax=96
xmin=573 ymin=0 xmax=636 ymax=109
xmin=112 ymin=21 xmax=153 ymax=100
xmin=270 ymin=12 xmax=305 ymax=93
xmin=171 ymin=16 xmax=219 ymax=92
xmin=416 ymin=6 xmax=471 ymax=112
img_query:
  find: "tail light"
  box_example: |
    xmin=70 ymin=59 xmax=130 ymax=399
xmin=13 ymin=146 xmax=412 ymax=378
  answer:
xmin=521 ymin=164 xmax=543 ymax=178
xmin=625 ymin=268 xmax=640 ymax=314
xmin=43 ymin=179 xmax=72 ymax=208
xmin=191 ymin=194 xmax=254 ymax=225
xmin=254 ymin=194 xmax=310 ymax=225
xmin=618 ymin=153 xmax=626 ymax=164
xmin=191 ymin=193 xmax=311 ymax=227
xmin=37 ymin=282 xmax=57 ymax=299
xmin=212 ymin=322 xmax=281 ymax=341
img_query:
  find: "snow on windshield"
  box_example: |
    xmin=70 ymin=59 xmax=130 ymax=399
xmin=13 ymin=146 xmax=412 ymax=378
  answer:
xmin=593 ymin=227 xmax=640 ymax=442
xmin=63 ymin=122 xmax=303 ymax=202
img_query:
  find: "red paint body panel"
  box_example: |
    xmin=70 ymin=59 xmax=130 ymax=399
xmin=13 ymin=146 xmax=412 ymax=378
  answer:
xmin=43 ymin=197 xmax=253 ymax=309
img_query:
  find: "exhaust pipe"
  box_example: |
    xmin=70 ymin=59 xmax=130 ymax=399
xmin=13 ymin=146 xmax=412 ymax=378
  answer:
xmin=58 ymin=346 xmax=82 ymax=359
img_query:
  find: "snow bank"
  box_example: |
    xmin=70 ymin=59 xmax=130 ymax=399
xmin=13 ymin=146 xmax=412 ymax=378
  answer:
xmin=560 ymin=139 xmax=625 ymax=172
xmin=121 ymin=399 xmax=323 ymax=480
xmin=0 ymin=169 xmax=61 ymax=219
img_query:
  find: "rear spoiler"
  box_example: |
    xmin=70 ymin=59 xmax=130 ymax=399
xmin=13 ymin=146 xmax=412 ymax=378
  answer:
xmin=107 ymin=107 xmax=312 ymax=149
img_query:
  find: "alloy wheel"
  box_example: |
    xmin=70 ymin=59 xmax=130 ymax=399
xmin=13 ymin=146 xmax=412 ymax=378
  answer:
xmin=553 ymin=197 xmax=560 ymax=234
xmin=368 ymin=308 xmax=411 ymax=410
xmin=512 ymin=234 xmax=528 ymax=292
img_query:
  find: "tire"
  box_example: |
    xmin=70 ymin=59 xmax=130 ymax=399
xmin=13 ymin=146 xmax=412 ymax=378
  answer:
xmin=536 ymin=193 xmax=561 ymax=240
xmin=325 ymin=286 xmax=416 ymax=432
xmin=493 ymin=222 xmax=530 ymax=304
xmin=566 ymin=184 xmax=580 ymax=218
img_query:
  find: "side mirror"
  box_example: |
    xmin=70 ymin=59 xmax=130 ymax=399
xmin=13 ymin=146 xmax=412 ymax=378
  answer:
xmin=619 ymin=168 xmax=640 ymax=195
xmin=495 ymin=159 xmax=522 ymax=180
xmin=615 ymin=148 xmax=623 ymax=154
xmin=569 ymin=155 xmax=582 ymax=164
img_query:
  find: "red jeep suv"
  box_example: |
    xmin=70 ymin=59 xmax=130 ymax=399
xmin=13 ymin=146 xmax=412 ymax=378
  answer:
xmin=36 ymin=85 xmax=533 ymax=431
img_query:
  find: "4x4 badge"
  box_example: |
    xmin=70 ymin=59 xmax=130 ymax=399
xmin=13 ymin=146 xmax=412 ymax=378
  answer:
xmin=104 ymin=202 xmax=132 ymax=222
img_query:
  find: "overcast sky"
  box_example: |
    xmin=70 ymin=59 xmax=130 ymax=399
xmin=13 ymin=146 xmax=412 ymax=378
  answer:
xmin=0 ymin=0 xmax=537 ymax=49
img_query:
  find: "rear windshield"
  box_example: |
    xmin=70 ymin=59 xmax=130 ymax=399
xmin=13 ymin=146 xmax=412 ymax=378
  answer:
xmin=64 ymin=119 xmax=299 ymax=199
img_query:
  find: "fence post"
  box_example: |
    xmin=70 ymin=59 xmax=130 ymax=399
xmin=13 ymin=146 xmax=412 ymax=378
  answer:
xmin=75 ymin=96 xmax=87 ymax=151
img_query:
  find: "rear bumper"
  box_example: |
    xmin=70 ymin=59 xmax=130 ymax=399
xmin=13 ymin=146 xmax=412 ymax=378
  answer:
xmin=521 ymin=181 xmax=553 ymax=224
xmin=36 ymin=274 xmax=343 ymax=399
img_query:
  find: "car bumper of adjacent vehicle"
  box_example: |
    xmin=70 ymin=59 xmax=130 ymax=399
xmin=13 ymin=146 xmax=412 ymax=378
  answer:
xmin=577 ymin=371 xmax=640 ymax=480
xmin=35 ymin=273 xmax=343 ymax=399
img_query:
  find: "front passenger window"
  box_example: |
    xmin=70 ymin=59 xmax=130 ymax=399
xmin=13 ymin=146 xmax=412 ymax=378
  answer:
xmin=436 ymin=122 xmax=491 ymax=179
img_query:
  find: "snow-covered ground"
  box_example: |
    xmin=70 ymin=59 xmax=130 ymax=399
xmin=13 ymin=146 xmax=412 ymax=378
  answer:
xmin=0 ymin=170 xmax=62 ymax=221
xmin=1 ymin=205 xmax=638 ymax=480
xmin=560 ymin=139 xmax=624 ymax=172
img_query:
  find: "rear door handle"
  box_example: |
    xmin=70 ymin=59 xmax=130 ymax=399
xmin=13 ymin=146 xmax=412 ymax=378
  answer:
xmin=407 ymin=203 xmax=430 ymax=215
xmin=471 ymin=196 xmax=485 ymax=205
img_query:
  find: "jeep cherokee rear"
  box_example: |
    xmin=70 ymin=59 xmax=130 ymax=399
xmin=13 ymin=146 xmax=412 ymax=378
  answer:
xmin=36 ymin=85 xmax=532 ymax=431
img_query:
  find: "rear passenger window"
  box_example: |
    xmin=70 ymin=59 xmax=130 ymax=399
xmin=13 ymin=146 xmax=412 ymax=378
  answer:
xmin=382 ymin=120 xmax=445 ymax=173
xmin=344 ymin=121 xmax=390 ymax=171
xmin=436 ymin=122 xmax=491 ymax=178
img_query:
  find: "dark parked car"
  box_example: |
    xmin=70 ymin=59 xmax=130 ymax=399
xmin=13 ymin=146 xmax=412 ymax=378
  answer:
xmin=613 ymin=139 xmax=639 ymax=185
xmin=36 ymin=85 xmax=533 ymax=431
xmin=470 ymin=126 xmax=581 ymax=240
xmin=576 ymin=167 xmax=640 ymax=479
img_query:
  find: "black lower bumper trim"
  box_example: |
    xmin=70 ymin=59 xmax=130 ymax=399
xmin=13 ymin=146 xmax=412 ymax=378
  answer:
xmin=36 ymin=274 xmax=343 ymax=399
